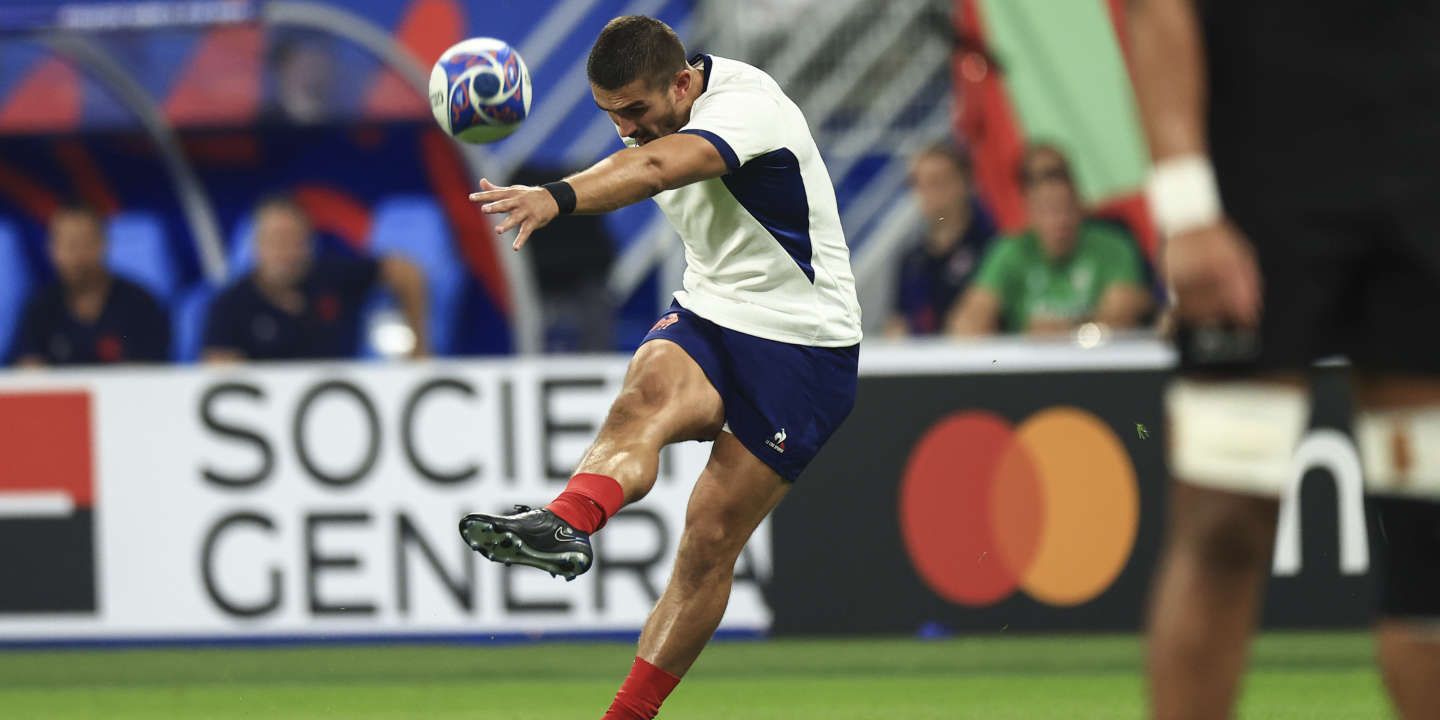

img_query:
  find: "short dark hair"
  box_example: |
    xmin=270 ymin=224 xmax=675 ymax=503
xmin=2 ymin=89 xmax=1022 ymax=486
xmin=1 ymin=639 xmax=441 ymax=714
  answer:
xmin=268 ymin=30 xmax=331 ymax=68
xmin=1017 ymin=142 xmax=1073 ymax=189
xmin=587 ymin=15 xmax=687 ymax=91
xmin=912 ymin=142 xmax=972 ymax=182
xmin=252 ymin=192 xmax=309 ymax=224
xmin=51 ymin=200 xmax=103 ymax=222
xmin=49 ymin=200 xmax=106 ymax=235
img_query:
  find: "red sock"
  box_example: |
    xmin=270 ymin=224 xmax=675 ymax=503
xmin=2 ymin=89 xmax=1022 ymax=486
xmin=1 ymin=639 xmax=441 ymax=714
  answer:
xmin=546 ymin=472 xmax=625 ymax=534
xmin=601 ymin=657 xmax=681 ymax=720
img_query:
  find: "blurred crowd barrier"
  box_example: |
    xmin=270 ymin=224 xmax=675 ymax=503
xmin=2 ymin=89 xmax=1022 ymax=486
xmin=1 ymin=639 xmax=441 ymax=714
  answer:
xmin=0 ymin=341 xmax=1372 ymax=645
xmin=0 ymin=353 xmax=772 ymax=642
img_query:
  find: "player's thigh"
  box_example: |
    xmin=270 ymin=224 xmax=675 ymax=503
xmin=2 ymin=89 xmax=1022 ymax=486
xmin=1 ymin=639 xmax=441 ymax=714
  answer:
xmin=1350 ymin=215 xmax=1440 ymax=495
xmin=1346 ymin=197 xmax=1440 ymax=619
xmin=1352 ymin=374 xmax=1440 ymax=500
xmin=1353 ymin=376 xmax=1440 ymax=408
xmin=607 ymin=339 xmax=725 ymax=444
xmin=1166 ymin=373 xmax=1309 ymax=496
xmin=1351 ymin=373 xmax=1440 ymax=622
xmin=1164 ymin=374 xmax=1299 ymax=567
xmin=678 ymin=431 xmax=788 ymax=562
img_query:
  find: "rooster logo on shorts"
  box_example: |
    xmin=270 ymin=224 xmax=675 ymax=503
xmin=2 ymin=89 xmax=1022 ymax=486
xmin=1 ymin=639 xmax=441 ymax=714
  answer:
xmin=766 ymin=428 xmax=788 ymax=453
xmin=650 ymin=313 xmax=679 ymax=332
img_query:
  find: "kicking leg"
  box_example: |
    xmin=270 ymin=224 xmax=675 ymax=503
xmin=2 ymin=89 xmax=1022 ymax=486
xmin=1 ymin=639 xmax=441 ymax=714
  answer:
xmin=572 ymin=338 xmax=726 ymax=504
xmin=461 ymin=339 xmax=723 ymax=578
xmin=603 ymin=431 xmax=787 ymax=719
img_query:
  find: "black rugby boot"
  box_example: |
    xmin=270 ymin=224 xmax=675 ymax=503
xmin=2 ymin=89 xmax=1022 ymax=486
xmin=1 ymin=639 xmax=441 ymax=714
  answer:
xmin=459 ymin=505 xmax=593 ymax=581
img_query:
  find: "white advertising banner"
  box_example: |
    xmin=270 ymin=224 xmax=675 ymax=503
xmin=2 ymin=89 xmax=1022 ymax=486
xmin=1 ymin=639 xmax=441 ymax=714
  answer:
xmin=0 ymin=359 xmax=773 ymax=641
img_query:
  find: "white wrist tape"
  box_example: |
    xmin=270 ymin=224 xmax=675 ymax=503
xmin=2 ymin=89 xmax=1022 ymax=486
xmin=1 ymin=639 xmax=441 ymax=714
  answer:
xmin=1146 ymin=155 xmax=1222 ymax=237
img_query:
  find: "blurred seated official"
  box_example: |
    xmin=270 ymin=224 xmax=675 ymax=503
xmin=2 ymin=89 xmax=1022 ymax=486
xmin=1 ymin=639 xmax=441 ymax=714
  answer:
xmin=202 ymin=195 xmax=428 ymax=362
xmin=885 ymin=143 xmax=996 ymax=337
xmin=13 ymin=203 xmax=170 ymax=366
xmin=512 ymin=164 xmax=617 ymax=353
xmin=948 ymin=144 xmax=1152 ymax=337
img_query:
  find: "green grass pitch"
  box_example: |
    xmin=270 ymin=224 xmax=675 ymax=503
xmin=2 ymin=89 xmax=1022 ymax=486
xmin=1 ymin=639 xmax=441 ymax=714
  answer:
xmin=0 ymin=632 xmax=1388 ymax=719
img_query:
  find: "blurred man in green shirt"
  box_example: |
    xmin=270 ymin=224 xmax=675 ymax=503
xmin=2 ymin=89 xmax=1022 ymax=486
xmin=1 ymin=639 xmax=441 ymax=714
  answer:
xmin=949 ymin=145 xmax=1153 ymax=336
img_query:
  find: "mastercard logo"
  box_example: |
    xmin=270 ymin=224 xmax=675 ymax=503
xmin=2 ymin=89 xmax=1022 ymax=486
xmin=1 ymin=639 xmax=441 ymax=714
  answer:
xmin=899 ymin=407 xmax=1139 ymax=607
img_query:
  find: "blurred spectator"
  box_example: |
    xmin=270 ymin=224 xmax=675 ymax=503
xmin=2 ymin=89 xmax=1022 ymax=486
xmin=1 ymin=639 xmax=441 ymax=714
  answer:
xmin=513 ymin=165 xmax=617 ymax=353
xmin=948 ymin=144 xmax=1152 ymax=336
xmin=13 ymin=203 xmax=170 ymax=366
xmin=202 ymin=195 xmax=428 ymax=362
xmin=886 ymin=143 xmax=996 ymax=337
xmin=263 ymin=32 xmax=336 ymax=125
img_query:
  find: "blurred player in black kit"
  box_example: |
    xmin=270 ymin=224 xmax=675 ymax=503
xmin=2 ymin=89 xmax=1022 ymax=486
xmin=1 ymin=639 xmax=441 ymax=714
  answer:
xmin=1130 ymin=1 xmax=1440 ymax=718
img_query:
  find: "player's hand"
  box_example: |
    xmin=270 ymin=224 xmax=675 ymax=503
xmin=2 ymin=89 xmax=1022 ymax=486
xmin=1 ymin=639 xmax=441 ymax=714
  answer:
xmin=1163 ymin=220 xmax=1261 ymax=328
xmin=469 ymin=178 xmax=560 ymax=251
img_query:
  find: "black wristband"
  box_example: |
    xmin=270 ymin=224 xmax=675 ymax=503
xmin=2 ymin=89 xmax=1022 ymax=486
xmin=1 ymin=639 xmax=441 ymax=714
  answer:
xmin=542 ymin=180 xmax=577 ymax=216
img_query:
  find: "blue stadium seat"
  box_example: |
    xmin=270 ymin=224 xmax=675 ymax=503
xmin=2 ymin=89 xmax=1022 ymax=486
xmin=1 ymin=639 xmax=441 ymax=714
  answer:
xmin=368 ymin=195 xmax=465 ymax=355
xmin=172 ymin=283 xmax=216 ymax=363
xmin=0 ymin=220 xmax=32 ymax=362
xmin=107 ymin=211 xmax=178 ymax=302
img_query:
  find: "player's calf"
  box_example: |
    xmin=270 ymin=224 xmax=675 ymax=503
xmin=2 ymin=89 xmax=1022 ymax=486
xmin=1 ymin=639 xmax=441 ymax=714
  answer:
xmin=460 ymin=341 xmax=723 ymax=580
xmin=1356 ymin=406 xmax=1440 ymax=499
xmin=1166 ymin=378 xmax=1310 ymax=496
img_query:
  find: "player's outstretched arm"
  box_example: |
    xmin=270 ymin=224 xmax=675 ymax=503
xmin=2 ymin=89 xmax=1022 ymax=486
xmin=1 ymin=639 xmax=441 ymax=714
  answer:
xmin=564 ymin=132 xmax=729 ymax=213
xmin=469 ymin=133 xmax=727 ymax=251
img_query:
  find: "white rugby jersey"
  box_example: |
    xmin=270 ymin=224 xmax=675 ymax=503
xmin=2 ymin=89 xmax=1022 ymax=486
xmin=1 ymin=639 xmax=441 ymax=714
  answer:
xmin=646 ymin=54 xmax=862 ymax=347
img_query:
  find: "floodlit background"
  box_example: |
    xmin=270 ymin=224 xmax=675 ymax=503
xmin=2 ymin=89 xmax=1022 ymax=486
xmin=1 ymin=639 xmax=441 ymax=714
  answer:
xmin=0 ymin=1 xmax=1386 ymax=718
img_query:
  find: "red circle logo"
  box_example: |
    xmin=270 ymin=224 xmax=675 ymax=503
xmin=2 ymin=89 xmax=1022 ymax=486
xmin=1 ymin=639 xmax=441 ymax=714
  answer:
xmin=899 ymin=408 xmax=1139 ymax=607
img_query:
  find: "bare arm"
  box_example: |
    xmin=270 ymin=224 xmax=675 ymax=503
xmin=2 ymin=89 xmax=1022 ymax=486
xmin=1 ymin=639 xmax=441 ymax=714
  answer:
xmin=1130 ymin=0 xmax=1260 ymax=327
xmin=202 ymin=349 xmax=245 ymax=364
xmin=1129 ymin=0 xmax=1207 ymax=161
xmin=947 ymin=287 xmax=1002 ymax=337
xmin=469 ymin=133 xmax=728 ymax=250
xmin=379 ymin=256 xmax=430 ymax=358
xmin=1025 ymin=316 xmax=1074 ymax=337
xmin=14 ymin=355 xmax=44 ymax=368
xmin=565 ymin=133 xmax=728 ymax=213
xmin=1094 ymin=284 xmax=1155 ymax=329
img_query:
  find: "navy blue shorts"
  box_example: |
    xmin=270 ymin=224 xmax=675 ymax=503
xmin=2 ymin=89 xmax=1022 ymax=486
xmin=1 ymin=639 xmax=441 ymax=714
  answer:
xmin=641 ymin=301 xmax=859 ymax=481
